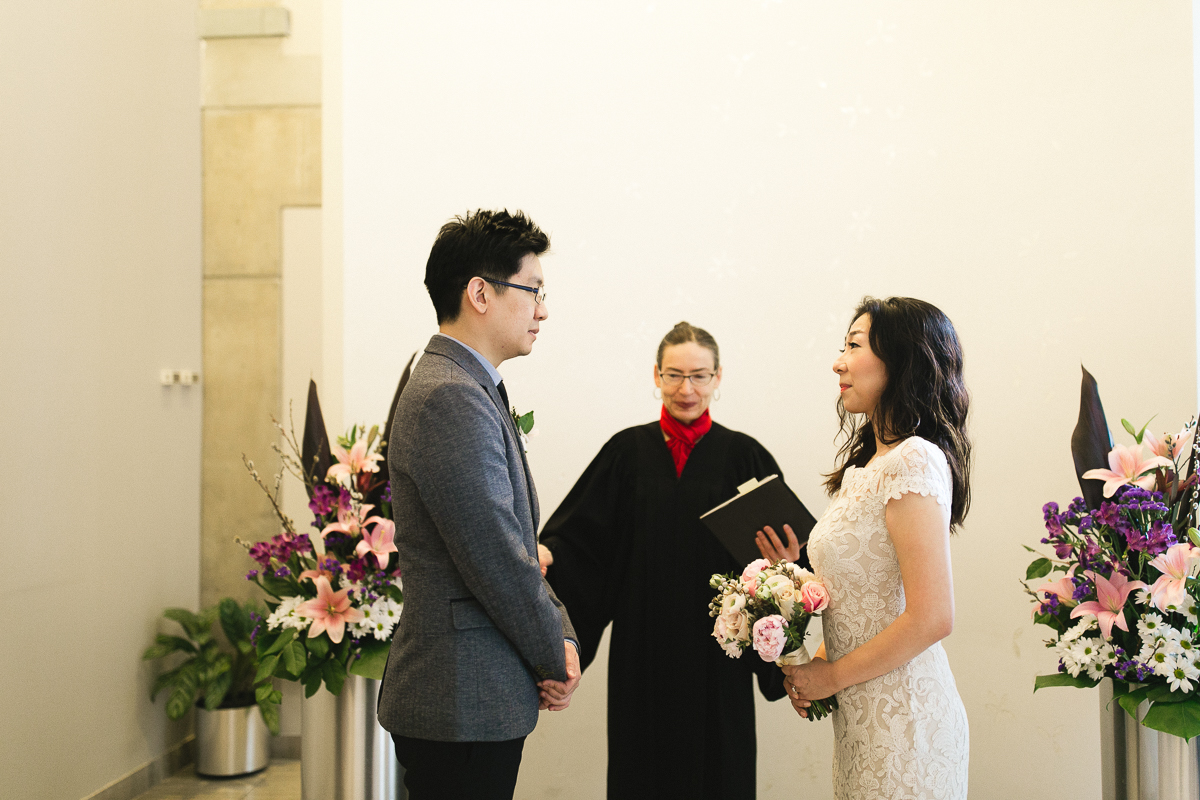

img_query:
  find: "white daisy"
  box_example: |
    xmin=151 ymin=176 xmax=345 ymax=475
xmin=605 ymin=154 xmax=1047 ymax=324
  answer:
xmin=1150 ymin=649 xmax=1177 ymax=679
xmin=1167 ymin=665 xmax=1196 ymax=693
xmin=1054 ymin=639 xmax=1082 ymax=677
xmin=1061 ymin=617 xmax=1096 ymax=643
xmin=266 ymin=595 xmax=310 ymax=632
xmin=1138 ymin=613 xmax=1165 ymax=644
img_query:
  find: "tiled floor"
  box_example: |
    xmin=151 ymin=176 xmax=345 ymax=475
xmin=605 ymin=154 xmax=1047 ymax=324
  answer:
xmin=132 ymin=760 xmax=300 ymax=800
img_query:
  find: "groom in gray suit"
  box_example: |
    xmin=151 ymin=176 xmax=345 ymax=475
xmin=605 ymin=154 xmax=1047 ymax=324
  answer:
xmin=378 ymin=209 xmax=580 ymax=800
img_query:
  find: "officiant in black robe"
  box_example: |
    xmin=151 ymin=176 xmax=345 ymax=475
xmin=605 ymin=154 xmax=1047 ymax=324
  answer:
xmin=538 ymin=322 xmax=800 ymax=800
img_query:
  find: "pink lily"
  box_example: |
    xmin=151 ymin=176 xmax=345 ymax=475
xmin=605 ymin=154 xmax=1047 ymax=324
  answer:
xmin=355 ymin=518 xmax=398 ymax=569
xmin=296 ymin=576 xmax=364 ymax=644
xmin=299 ymin=556 xmax=339 ymax=584
xmin=1146 ymin=427 xmax=1193 ymax=461
xmin=320 ymin=503 xmax=381 ymax=541
xmin=1082 ymin=443 xmax=1173 ymax=498
xmin=326 ymin=439 xmax=383 ymax=485
xmin=1070 ymin=570 xmax=1146 ymax=639
xmin=1036 ymin=566 xmax=1078 ymax=608
xmin=1147 ymin=543 xmax=1200 ymax=613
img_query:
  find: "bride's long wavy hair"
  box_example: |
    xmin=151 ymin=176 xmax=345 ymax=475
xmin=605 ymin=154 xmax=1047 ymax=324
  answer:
xmin=823 ymin=296 xmax=972 ymax=530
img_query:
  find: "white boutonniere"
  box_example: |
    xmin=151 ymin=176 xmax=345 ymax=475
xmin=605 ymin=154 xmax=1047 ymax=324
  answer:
xmin=511 ymin=407 xmax=535 ymax=454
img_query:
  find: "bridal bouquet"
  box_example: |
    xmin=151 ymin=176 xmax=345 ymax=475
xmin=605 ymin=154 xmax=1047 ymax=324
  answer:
xmin=709 ymin=558 xmax=839 ymax=720
xmin=241 ymin=369 xmax=412 ymax=701
xmin=1024 ymin=368 xmax=1200 ymax=740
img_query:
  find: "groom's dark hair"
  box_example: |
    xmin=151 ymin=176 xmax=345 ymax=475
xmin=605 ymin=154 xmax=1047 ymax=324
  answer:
xmin=425 ymin=209 xmax=550 ymax=324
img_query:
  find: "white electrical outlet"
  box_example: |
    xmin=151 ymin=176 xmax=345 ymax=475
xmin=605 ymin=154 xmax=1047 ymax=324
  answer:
xmin=161 ymin=369 xmax=200 ymax=386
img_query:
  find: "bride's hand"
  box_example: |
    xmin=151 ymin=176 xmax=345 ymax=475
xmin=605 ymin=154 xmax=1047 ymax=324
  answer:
xmin=755 ymin=524 xmax=804 ymax=562
xmin=782 ymin=657 xmax=838 ymax=719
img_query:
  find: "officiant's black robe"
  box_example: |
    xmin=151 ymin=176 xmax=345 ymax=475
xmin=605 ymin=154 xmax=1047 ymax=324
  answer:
xmin=541 ymin=420 xmax=799 ymax=800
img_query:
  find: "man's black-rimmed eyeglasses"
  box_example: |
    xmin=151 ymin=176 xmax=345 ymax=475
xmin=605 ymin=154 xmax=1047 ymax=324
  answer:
xmin=483 ymin=278 xmax=546 ymax=305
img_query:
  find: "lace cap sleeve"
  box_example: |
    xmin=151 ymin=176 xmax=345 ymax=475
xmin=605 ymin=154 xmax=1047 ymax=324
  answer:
xmin=872 ymin=437 xmax=953 ymax=509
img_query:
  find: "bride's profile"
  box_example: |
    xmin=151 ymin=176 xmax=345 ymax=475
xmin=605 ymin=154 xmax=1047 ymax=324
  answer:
xmin=758 ymin=295 xmax=970 ymax=800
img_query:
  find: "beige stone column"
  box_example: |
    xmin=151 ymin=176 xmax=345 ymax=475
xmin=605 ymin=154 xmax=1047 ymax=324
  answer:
xmin=200 ymin=1 xmax=322 ymax=607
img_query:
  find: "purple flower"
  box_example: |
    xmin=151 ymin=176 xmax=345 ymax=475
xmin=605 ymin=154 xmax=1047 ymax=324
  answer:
xmin=1094 ymin=502 xmax=1123 ymax=528
xmin=309 ymin=484 xmax=337 ymax=517
xmin=1078 ymin=538 xmax=1102 ymax=571
xmin=337 ymin=487 xmax=353 ymax=513
xmin=248 ymin=542 xmax=273 ymax=568
xmin=274 ymin=566 xmax=290 ymax=577
xmin=382 ymin=481 xmax=392 ymax=504
xmin=245 ymin=569 xmax=259 ymax=580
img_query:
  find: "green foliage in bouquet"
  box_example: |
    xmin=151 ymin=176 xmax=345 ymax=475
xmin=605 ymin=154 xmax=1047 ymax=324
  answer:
xmin=143 ymin=599 xmax=281 ymax=735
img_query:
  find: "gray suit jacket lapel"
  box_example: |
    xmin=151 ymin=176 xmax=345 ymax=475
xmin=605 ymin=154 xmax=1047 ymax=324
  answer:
xmin=423 ymin=336 xmax=540 ymax=530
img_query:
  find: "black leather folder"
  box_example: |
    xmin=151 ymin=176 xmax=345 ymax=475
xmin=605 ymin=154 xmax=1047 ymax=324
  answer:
xmin=699 ymin=475 xmax=817 ymax=568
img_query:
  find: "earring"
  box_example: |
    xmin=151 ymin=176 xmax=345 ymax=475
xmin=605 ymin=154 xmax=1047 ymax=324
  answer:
xmin=653 ymin=388 xmax=662 ymax=400
xmin=714 ymin=389 xmax=721 ymax=402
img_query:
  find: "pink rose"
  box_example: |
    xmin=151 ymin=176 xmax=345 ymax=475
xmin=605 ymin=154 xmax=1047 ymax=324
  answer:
xmin=741 ymin=558 xmax=771 ymax=596
xmin=752 ymin=614 xmax=788 ymax=662
xmin=799 ymin=580 xmax=830 ymax=614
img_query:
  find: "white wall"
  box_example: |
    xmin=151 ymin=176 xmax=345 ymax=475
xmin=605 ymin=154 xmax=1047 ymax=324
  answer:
xmin=0 ymin=3 xmax=202 ymax=798
xmin=337 ymin=3 xmax=1195 ymax=797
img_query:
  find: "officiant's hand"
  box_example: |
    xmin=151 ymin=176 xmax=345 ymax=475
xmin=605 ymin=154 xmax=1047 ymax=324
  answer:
xmin=755 ymin=524 xmax=804 ymax=562
xmin=537 ymin=642 xmax=580 ymax=711
xmin=537 ymin=544 xmax=554 ymax=576
xmin=782 ymin=657 xmax=837 ymax=719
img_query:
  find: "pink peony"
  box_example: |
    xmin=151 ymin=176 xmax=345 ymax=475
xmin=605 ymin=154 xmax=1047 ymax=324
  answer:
xmin=741 ymin=558 xmax=771 ymax=596
xmin=799 ymin=581 xmax=830 ymax=613
xmin=752 ymin=615 xmax=788 ymax=662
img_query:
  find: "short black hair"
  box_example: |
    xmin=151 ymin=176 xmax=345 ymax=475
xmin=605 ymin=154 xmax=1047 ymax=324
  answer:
xmin=424 ymin=209 xmax=550 ymax=324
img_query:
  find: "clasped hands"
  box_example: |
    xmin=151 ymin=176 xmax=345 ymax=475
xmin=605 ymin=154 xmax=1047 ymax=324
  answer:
xmin=537 ymin=640 xmax=580 ymax=712
xmin=782 ymin=656 xmax=839 ymax=719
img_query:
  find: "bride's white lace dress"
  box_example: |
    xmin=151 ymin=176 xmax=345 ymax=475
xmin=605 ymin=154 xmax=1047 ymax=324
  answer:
xmin=808 ymin=436 xmax=969 ymax=800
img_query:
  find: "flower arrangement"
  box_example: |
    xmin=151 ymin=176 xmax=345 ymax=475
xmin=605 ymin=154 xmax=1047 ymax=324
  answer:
xmin=1024 ymin=368 xmax=1200 ymax=740
xmin=241 ymin=372 xmax=411 ymax=701
xmin=709 ymin=557 xmax=838 ymax=720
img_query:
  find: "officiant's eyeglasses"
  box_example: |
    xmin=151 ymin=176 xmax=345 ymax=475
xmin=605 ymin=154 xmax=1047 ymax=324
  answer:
xmin=483 ymin=278 xmax=547 ymax=305
xmin=658 ymin=370 xmax=716 ymax=387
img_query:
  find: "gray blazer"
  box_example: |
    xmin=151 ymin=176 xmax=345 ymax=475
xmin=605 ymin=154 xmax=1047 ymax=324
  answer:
xmin=377 ymin=335 xmax=576 ymax=742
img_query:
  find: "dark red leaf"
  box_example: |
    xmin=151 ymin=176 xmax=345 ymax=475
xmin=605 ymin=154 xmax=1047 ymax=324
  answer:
xmin=1072 ymin=366 xmax=1112 ymax=511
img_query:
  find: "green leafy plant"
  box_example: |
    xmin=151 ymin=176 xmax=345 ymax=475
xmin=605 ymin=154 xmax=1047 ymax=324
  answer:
xmin=143 ymin=598 xmax=281 ymax=734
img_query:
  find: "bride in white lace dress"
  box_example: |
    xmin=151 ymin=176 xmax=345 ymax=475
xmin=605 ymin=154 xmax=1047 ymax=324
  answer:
xmin=757 ymin=296 xmax=970 ymax=800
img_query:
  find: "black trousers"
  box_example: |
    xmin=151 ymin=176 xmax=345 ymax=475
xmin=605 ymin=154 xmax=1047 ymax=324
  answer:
xmin=393 ymin=734 xmax=526 ymax=800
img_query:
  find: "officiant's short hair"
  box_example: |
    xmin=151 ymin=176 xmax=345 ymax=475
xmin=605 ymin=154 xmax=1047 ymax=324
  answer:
xmin=425 ymin=208 xmax=550 ymax=324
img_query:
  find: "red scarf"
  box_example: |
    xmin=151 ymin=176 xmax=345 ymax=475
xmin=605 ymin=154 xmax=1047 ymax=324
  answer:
xmin=660 ymin=405 xmax=712 ymax=477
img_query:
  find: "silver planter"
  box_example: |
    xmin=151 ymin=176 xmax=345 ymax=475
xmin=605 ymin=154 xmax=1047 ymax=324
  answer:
xmin=301 ymin=674 xmax=404 ymax=800
xmin=195 ymin=704 xmax=270 ymax=777
xmin=1102 ymin=680 xmax=1200 ymax=800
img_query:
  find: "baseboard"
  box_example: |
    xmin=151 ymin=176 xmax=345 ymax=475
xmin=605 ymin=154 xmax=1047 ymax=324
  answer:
xmin=82 ymin=736 xmax=195 ymax=800
xmin=271 ymin=735 xmax=302 ymax=759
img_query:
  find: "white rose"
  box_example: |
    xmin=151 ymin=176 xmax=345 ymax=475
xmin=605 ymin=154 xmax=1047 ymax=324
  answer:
xmin=724 ymin=610 xmax=751 ymax=643
xmin=762 ymin=574 xmax=792 ymax=595
xmin=721 ymin=592 xmax=747 ymax=615
xmin=788 ymin=564 xmax=817 ymax=584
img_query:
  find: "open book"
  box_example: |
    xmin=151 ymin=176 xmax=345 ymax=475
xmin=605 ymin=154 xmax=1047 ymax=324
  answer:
xmin=699 ymin=475 xmax=817 ymax=567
